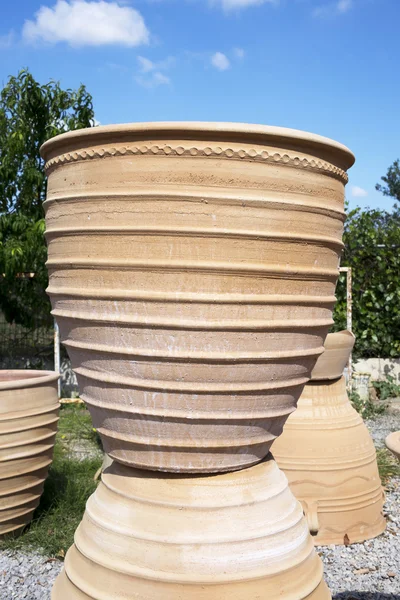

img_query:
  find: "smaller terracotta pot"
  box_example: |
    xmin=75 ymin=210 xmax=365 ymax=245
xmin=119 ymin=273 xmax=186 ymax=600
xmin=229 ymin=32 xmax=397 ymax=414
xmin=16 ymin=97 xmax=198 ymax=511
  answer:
xmin=273 ymin=376 xmax=386 ymax=545
xmin=273 ymin=332 xmax=385 ymax=545
xmin=0 ymin=370 xmax=59 ymax=537
xmin=385 ymin=432 xmax=400 ymax=461
xmin=310 ymin=330 xmax=355 ymax=381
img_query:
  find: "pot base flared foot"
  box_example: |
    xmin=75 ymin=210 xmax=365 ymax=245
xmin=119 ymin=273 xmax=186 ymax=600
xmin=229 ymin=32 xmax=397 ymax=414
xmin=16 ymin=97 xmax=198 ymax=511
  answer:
xmin=52 ymin=564 xmax=331 ymax=600
xmin=52 ymin=458 xmax=331 ymax=600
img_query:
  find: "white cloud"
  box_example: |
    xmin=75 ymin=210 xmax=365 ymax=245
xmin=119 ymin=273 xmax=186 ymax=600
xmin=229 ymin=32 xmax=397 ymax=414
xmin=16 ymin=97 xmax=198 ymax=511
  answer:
xmin=137 ymin=55 xmax=175 ymax=73
xmin=135 ymin=71 xmax=170 ymax=88
xmin=135 ymin=54 xmax=174 ymax=86
xmin=22 ymin=0 xmax=149 ymax=47
xmin=351 ymin=186 xmax=368 ymax=198
xmin=337 ymin=0 xmax=352 ymax=13
xmin=211 ymin=52 xmax=230 ymax=71
xmin=234 ymin=47 xmax=245 ymax=59
xmin=213 ymin=0 xmax=276 ymax=9
xmin=313 ymin=0 xmax=353 ymax=17
xmin=137 ymin=56 xmax=155 ymax=73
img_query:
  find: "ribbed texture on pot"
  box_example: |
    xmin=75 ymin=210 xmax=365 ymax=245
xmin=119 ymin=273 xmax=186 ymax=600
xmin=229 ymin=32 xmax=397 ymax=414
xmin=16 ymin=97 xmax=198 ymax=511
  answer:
xmin=272 ymin=376 xmax=386 ymax=545
xmin=51 ymin=457 xmax=330 ymax=600
xmin=0 ymin=370 xmax=60 ymax=537
xmin=311 ymin=331 xmax=355 ymax=381
xmin=385 ymin=432 xmax=400 ymax=461
xmin=41 ymin=122 xmax=354 ymax=473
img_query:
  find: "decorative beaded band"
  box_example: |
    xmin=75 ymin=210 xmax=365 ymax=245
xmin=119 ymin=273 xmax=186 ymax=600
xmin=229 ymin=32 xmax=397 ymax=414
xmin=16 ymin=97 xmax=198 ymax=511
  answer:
xmin=44 ymin=144 xmax=348 ymax=183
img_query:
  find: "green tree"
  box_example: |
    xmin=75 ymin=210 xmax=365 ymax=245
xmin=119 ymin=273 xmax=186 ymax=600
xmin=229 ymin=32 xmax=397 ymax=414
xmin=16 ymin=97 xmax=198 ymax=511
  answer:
xmin=0 ymin=69 xmax=94 ymax=329
xmin=376 ymin=159 xmax=400 ymax=203
xmin=333 ymin=206 xmax=400 ymax=358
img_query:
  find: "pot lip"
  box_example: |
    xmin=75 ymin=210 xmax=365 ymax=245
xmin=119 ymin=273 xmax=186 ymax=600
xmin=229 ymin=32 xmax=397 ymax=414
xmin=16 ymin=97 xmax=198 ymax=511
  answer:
xmin=385 ymin=431 xmax=400 ymax=459
xmin=40 ymin=121 xmax=355 ymax=169
xmin=325 ymin=329 xmax=356 ymax=346
xmin=0 ymin=370 xmax=59 ymax=391
xmin=310 ymin=330 xmax=355 ymax=380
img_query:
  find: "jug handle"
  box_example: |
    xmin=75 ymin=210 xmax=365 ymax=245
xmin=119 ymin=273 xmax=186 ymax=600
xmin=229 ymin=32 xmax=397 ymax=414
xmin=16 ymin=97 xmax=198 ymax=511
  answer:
xmin=303 ymin=501 xmax=319 ymax=536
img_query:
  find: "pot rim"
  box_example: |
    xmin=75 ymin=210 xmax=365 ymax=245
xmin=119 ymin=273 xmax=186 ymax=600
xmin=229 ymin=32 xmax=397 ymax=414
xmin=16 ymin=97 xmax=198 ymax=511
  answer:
xmin=40 ymin=121 xmax=355 ymax=169
xmin=0 ymin=370 xmax=59 ymax=391
xmin=310 ymin=330 xmax=355 ymax=380
xmin=325 ymin=329 xmax=356 ymax=346
xmin=385 ymin=431 xmax=400 ymax=459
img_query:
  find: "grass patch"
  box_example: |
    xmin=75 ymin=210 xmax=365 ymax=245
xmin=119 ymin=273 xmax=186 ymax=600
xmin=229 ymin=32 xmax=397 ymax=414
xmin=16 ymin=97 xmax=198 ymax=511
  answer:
xmin=377 ymin=447 xmax=400 ymax=485
xmin=0 ymin=405 xmax=102 ymax=557
xmin=349 ymin=390 xmax=387 ymax=420
xmin=57 ymin=403 xmax=102 ymax=457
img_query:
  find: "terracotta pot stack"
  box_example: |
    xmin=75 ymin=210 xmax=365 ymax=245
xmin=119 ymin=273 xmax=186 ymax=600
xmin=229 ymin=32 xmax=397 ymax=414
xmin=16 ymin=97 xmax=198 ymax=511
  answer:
xmin=41 ymin=122 xmax=354 ymax=600
xmin=0 ymin=370 xmax=59 ymax=537
xmin=273 ymin=331 xmax=386 ymax=545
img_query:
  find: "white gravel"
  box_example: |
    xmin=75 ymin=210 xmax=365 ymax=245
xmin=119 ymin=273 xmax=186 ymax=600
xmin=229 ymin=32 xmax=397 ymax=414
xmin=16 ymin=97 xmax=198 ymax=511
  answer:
xmin=366 ymin=412 xmax=400 ymax=448
xmin=1 ymin=413 xmax=399 ymax=600
xmin=0 ymin=551 xmax=62 ymax=599
xmin=318 ymin=476 xmax=400 ymax=600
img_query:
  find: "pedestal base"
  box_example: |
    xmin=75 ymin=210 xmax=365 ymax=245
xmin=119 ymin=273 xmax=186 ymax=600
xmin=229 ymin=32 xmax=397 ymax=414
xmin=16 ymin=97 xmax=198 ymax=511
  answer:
xmin=52 ymin=458 xmax=330 ymax=600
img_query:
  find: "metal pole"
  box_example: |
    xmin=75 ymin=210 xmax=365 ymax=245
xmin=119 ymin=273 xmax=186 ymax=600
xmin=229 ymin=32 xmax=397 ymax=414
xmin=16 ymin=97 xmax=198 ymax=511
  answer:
xmin=54 ymin=319 xmax=61 ymax=399
xmin=346 ymin=268 xmax=353 ymax=334
xmin=339 ymin=267 xmax=353 ymax=390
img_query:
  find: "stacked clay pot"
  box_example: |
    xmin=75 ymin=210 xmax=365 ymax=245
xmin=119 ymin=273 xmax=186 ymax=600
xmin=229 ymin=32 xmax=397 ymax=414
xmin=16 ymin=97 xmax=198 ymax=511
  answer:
xmin=0 ymin=370 xmax=59 ymax=536
xmin=41 ymin=122 xmax=355 ymax=599
xmin=53 ymin=459 xmax=330 ymax=600
xmin=273 ymin=331 xmax=386 ymax=545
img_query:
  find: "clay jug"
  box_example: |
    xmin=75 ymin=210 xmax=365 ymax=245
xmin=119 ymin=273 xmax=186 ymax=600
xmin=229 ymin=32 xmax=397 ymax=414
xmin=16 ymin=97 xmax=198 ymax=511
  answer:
xmin=386 ymin=432 xmax=400 ymax=460
xmin=52 ymin=457 xmax=330 ymax=600
xmin=41 ymin=122 xmax=355 ymax=473
xmin=273 ymin=332 xmax=386 ymax=544
xmin=0 ymin=370 xmax=59 ymax=536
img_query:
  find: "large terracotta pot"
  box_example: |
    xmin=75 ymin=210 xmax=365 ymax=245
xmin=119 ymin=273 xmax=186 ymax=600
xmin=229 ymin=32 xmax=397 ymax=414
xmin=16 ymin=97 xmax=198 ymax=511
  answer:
xmin=0 ymin=370 xmax=59 ymax=536
xmin=41 ymin=122 xmax=354 ymax=473
xmin=385 ymin=432 xmax=400 ymax=461
xmin=52 ymin=458 xmax=329 ymax=600
xmin=273 ymin=333 xmax=386 ymax=545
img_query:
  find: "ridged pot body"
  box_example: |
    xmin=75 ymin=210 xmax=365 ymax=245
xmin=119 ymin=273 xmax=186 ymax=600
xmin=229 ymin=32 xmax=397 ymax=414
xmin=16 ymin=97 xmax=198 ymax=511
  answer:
xmin=52 ymin=457 xmax=330 ymax=600
xmin=272 ymin=376 xmax=385 ymax=545
xmin=41 ymin=122 xmax=354 ymax=473
xmin=0 ymin=370 xmax=60 ymax=536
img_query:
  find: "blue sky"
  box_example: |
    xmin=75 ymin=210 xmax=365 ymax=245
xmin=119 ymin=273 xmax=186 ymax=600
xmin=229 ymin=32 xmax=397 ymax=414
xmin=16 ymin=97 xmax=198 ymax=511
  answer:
xmin=1 ymin=0 xmax=399 ymax=211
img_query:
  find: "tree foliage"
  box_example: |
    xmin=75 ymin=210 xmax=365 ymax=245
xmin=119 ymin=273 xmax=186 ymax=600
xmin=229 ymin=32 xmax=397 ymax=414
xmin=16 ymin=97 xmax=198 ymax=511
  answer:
xmin=333 ymin=204 xmax=400 ymax=358
xmin=376 ymin=159 xmax=400 ymax=202
xmin=0 ymin=69 xmax=94 ymax=328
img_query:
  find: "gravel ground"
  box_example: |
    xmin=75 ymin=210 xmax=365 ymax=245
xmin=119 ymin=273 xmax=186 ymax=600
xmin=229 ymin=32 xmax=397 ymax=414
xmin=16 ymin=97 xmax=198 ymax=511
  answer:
xmin=1 ymin=412 xmax=399 ymax=600
xmin=318 ymin=476 xmax=400 ymax=600
xmin=366 ymin=412 xmax=400 ymax=447
xmin=0 ymin=551 xmax=62 ymax=599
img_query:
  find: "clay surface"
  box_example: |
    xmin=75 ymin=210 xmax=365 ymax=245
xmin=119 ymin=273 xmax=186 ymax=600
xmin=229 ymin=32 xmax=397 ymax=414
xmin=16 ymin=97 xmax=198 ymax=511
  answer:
xmin=51 ymin=457 xmax=330 ymax=600
xmin=273 ymin=333 xmax=385 ymax=545
xmin=41 ymin=122 xmax=354 ymax=473
xmin=0 ymin=370 xmax=60 ymax=536
xmin=311 ymin=330 xmax=355 ymax=380
xmin=385 ymin=432 xmax=400 ymax=461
